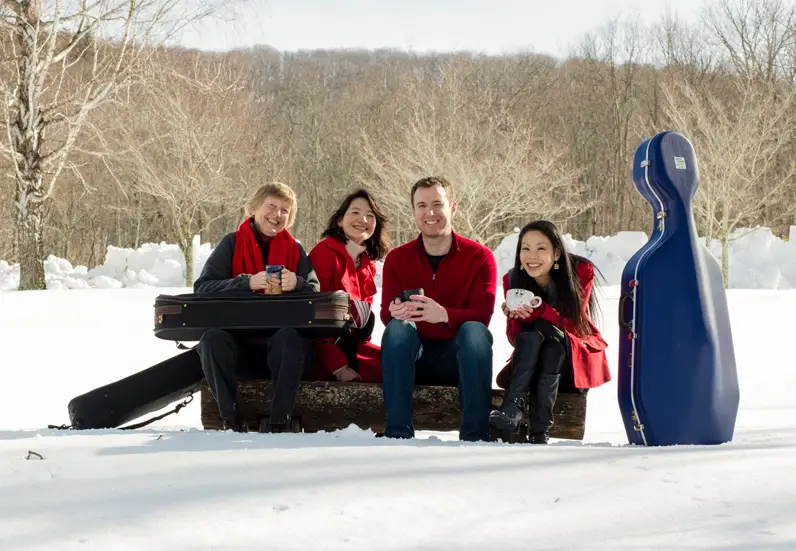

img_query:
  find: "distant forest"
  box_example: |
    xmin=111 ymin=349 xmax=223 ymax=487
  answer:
xmin=1 ymin=0 xmax=794 ymax=282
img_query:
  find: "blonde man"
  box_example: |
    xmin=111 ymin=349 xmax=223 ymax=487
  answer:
xmin=194 ymin=182 xmax=320 ymax=433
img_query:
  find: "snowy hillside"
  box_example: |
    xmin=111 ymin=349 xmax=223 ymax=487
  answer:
xmin=2 ymin=226 xmax=795 ymax=291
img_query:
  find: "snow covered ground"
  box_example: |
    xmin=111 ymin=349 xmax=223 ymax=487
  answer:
xmin=1 ymin=281 xmax=795 ymax=550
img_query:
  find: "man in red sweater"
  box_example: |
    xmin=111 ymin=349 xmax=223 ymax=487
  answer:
xmin=380 ymin=177 xmax=497 ymax=441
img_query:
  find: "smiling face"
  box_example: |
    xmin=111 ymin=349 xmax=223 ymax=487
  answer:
xmin=252 ymin=195 xmax=292 ymax=237
xmin=338 ymin=197 xmax=377 ymax=245
xmin=412 ymin=184 xmax=456 ymax=238
xmin=519 ymin=230 xmax=560 ymax=281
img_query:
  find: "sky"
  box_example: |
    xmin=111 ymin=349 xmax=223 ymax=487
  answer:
xmin=176 ymin=0 xmax=709 ymax=59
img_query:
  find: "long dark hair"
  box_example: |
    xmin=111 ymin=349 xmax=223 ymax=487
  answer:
xmin=508 ymin=220 xmax=601 ymax=336
xmin=321 ymin=189 xmax=390 ymax=261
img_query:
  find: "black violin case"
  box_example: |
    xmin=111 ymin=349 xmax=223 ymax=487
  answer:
xmin=153 ymin=290 xmax=351 ymax=342
xmin=67 ymin=349 xmax=204 ymax=430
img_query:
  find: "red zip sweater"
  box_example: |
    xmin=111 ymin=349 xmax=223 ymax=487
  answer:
xmin=380 ymin=232 xmax=497 ymax=340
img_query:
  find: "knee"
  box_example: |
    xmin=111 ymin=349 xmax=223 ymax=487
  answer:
xmin=515 ymin=330 xmax=544 ymax=349
xmin=455 ymin=322 xmax=493 ymax=355
xmin=199 ymin=329 xmax=234 ymax=351
xmin=383 ymin=319 xmax=420 ymax=346
xmin=271 ymin=327 xmax=304 ymax=348
xmin=540 ymin=341 xmax=567 ymax=375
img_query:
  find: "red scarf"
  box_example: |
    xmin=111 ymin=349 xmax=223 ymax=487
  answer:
xmin=231 ymin=218 xmax=300 ymax=281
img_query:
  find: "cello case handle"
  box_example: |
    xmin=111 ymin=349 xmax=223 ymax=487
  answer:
xmin=618 ymin=293 xmax=633 ymax=329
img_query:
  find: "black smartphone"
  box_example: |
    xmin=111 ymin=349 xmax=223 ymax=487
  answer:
xmin=399 ymin=288 xmax=424 ymax=302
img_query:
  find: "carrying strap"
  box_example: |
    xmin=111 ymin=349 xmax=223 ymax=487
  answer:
xmin=176 ymin=342 xmax=197 ymax=350
xmin=47 ymin=393 xmax=194 ymax=431
xmin=119 ymin=394 xmax=194 ymax=430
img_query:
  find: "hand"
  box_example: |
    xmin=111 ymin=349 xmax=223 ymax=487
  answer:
xmin=249 ymin=271 xmax=268 ymax=291
xmin=501 ymin=301 xmax=509 ymax=317
xmin=508 ymin=305 xmax=536 ymax=320
xmin=407 ymin=295 xmax=449 ymax=324
xmin=388 ymin=297 xmax=417 ymax=321
xmin=281 ymin=269 xmax=297 ymax=292
xmin=334 ymin=366 xmax=361 ymax=382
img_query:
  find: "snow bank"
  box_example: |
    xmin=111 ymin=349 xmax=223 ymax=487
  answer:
xmin=494 ymin=226 xmax=796 ymax=289
xmin=0 ymin=241 xmax=213 ymax=291
xmin=1 ymin=226 xmax=794 ymax=291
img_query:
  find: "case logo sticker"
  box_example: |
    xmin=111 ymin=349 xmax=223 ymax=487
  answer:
xmin=674 ymin=156 xmax=687 ymax=170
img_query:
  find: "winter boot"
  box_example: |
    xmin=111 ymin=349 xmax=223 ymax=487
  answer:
xmin=529 ymin=373 xmax=561 ymax=444
xmin=490 ymin=331 xmax=544 ymax=436
xmin=489 ymin=395 xmax=527 ymax=433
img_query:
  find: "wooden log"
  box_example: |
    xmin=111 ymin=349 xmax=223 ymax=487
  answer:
xmin=200 ymin=380 xmax=587 ymax=440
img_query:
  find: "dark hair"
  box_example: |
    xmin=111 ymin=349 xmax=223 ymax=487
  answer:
xmin=410 ymin=176 xmax=454 ymax=206
xmin=508 ymin=220 xmax=602 ymax=336
xmin=321 ymin=189 xmax=390 ymax=261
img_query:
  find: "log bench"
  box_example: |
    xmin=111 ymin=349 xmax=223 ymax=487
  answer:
xmin=200 ymin=380 xmax=587 ymax=440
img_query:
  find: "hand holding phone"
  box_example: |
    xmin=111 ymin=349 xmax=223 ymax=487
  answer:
xmin=399 ymin=288 xmax=424 ymax=302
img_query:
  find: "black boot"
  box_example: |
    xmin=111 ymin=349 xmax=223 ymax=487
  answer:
xmin=490 ymin=331 xmax=543 ymax=435
xmin=529 ymin=373 xmax=562 ymax=444
xmin=489 ymin=395 xmax=526 ymax=433
xmin=529 ymin=338 xmax=566 ymax=444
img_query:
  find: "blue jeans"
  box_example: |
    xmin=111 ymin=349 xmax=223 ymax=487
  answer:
xmin=381 ymin=320 xmax=493 ymax=441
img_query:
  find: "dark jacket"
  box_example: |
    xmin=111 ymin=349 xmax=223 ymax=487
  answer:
xmin=193 ymin=232 xmax=321 ymax=294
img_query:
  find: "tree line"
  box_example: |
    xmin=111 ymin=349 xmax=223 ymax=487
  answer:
xmin=1 ymin=0 xmax=795 ymax=288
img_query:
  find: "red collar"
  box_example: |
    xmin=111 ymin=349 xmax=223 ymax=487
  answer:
xmin=412 ymin=231 xmax=460 ymax=256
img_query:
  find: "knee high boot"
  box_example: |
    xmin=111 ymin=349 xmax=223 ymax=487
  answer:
xmin=529 ymin=341 xmax=566 ymax=444
xmin=489 ymin=331 xmax=544 ymax=433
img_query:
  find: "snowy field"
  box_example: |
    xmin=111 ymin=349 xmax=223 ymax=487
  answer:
xmin=1 ymin=279 xmax=796 ymax=549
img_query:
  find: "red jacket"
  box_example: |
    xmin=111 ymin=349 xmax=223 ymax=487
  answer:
xmin=496 ymin=261 xmax=610 ymax=390
xmin=310 ymin=236 xmax=378 ymax=303
xmin=380 ymin=232 xmax=497 ymax=340
xmin=308 ymin=237 xmax=380 ymax=380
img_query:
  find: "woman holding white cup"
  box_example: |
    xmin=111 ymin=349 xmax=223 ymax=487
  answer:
xmin=492 ymin=221 xmax=610 ymax=444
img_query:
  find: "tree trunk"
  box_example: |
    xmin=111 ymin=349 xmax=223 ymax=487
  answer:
xmin=721 ymin=234 xmax=729 ymax=289
xmin=721 ymin=199 xmax=730 ymax=288
xmin=180 ymin=240 xmax=193 ymax=287
xmin=11 ymin=10 xmax=47 ymax=290
xmin=15 ymin=190 xmax=46 ymax=290
xmin=200 ymin=380 xmax=589 ymax=441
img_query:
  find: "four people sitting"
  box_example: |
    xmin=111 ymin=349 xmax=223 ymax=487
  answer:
xmin=195 ymin=178 xmax=610 ymax=442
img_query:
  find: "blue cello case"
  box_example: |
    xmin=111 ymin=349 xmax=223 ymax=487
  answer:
xmin=617 ymin=131 xmax=740 ymax=446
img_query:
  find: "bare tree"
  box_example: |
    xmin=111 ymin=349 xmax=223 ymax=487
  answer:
xmin=110 ymin=56 xmax=264 ymax=285
xmin=358 ymin=65 xmax=589 ymax=248
xmin=661 ymin=75 xmax=796 ymax=284
xmin=0 ymin=0 xmax=233 ymax=289
xmin=703 ymin=0 xmax=796 ymax=83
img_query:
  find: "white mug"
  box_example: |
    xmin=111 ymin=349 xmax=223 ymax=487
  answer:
xmin=506 ymin=288 xmax=543 ymax=311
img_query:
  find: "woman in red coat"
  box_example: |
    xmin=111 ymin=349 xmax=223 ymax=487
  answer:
xmin=492 ymin=220 xmax=610 ymax=444
xmin=308 ymin=189 xmax=390 ymax=383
